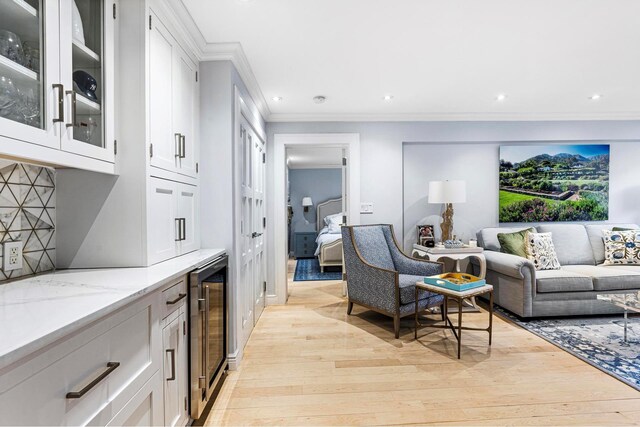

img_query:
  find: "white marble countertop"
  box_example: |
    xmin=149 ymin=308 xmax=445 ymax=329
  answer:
xmin=0 ymin=248 xmax=226 ymax=371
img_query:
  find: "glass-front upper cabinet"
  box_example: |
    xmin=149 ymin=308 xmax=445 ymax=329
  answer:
xmin=0 ymin=0 xmax=60 ymax=149
xmin=60 ymin=0 xmax=115 ymax=162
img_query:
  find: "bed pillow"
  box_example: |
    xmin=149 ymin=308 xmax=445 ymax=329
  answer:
xmin=603 ymin=229 xmax=640 ymax=265
xmin=497 ymin=227 xmax=535 ymax=258
xmin=327 ymin=223 xmax=341 ymax=234
xmin=525 ymin=232 xmax=561 ymax=271
xmin=324 ymin=213 xmax=342 ymax=226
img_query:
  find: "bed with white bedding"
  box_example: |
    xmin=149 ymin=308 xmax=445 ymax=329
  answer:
xmin=316 ymin=198 xmax=344 ymax=273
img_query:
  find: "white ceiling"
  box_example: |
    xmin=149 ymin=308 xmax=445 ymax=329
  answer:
xmin=182 ymin=0 xmax=640 ymax=121
xmin=286 ymin=147 xmax=343 ymax=169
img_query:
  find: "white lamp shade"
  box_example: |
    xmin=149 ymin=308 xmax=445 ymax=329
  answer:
xmin=428 ymin=180 xmax=467 ymax=204
xmin=302 ymin=197 xmax=313 ymax=207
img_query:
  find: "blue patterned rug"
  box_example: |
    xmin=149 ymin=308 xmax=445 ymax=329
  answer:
xmin=293 ymin=259 xmax=342 ymax=282
xmin=496 ymin=308 xmax=640 ymax=391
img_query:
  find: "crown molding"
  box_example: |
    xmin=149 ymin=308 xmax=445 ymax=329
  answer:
xmin=268 ymin=111 xmax=640 ymax=123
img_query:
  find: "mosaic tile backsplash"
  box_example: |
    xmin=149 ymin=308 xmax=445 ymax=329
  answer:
xmin=0 ymin=160 xmax=55 ymax=281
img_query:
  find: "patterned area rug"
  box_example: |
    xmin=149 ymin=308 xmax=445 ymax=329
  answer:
xmin=293 ymin=259 xmax=342 ymax=282
xmin=497 ymin=308 xmax=640 ymax=391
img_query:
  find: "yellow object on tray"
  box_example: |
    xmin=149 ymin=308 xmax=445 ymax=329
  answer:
xmin=424 ymin=273 xmax=486 ymax=291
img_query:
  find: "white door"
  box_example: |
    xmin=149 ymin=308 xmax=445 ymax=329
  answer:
xmin=0 ymin=0 xmax=61 ymax=149
xmin=162 ymin=315 xmax=180 ymax=427
xmin=238 ymin=121 xmax=254 ymax=343
xmin=341 ymin=149 xmax=348 ymax=225
xmin=59 ymin=0 xmax=115 ymax=162
xmin=148 ymin=177 xmax=178 ymax=264
xmin=174 ymin=48 xmax=198 ymax=178
xmin=252 ymin=132 xmax=266 ymax=323
xmin=176 ymin=183 xmax=198 ymax=255
xmin=148 ymin=10 xmax=178 ymax=173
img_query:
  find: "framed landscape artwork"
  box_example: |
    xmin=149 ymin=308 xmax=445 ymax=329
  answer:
xmin=499 ymin=144 xmax=610 ymax=223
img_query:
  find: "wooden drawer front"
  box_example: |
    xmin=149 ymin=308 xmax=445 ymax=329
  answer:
xmin=0 ymin=297 xmax=159 ymax=426
xmin=162 ymin=279 xmax=187 ymax=319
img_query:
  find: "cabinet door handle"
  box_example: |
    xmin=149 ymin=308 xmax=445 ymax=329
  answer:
xmin=175 ymin=218 xmax=181 ymax=241
xmin=52 ymin=84 xmax=64 ymax=123
xmin=166 ymin=349 xmax=176 ymax=381
xmin=166 ymin=293 xmax=186 ymax=305
xmin=180 ymin=135 xmax=186 ymax=159
xmin=175 ymin=133 xmax=182 ymax=158
xmin=65 ymin=90 xmax=77 ymax=128
xmin=181 ymin=218 xmax=186 ymax=241
xmin=66 ymin=362 xmax=120 ymax=399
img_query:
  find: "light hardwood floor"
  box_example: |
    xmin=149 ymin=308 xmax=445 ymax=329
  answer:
xmin=206 ymin=261 xmax=640 ymax=426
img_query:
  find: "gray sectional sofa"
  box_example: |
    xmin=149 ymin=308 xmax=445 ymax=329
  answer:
xmin=475 ymin=223 xmax=640 ymax=317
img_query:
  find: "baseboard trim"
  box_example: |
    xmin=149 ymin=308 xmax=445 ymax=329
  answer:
xmin=227 ymin=347 xmax=243 ymax=370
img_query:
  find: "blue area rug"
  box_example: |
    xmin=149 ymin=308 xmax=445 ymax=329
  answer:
xmin=294 ymin=258 xmax=342 ymax=282
xmin=497 ymin=308 xmax=639 ymax=391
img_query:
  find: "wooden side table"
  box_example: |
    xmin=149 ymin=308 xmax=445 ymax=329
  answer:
xmin=414 ymin=282 xmax=494 ymax=359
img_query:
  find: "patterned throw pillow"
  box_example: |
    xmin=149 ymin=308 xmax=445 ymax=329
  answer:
xmin=603 ymin=229 xmax=640 ymax=265
xmin=525 ymin=232 xmax=561 ymax=271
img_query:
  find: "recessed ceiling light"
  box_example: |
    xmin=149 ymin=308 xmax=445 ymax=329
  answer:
xmin=589 ymin=94 xmax=602 ymax=100
xmin=495 ymin=94 xmax=507 ymax=101
xmin=272 ymin=96 xmax=283 ymax=102
xmin=313 ymin=96 xmax=326 ymax=104
xmin=383 ymin=95 xmax=394 ymax=101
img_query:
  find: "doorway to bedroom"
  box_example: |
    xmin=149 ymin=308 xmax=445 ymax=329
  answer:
xmin=286 ymin=147 xmax=345 ymax=282
xmin=271 ymin=133 xmax=360 ymax=304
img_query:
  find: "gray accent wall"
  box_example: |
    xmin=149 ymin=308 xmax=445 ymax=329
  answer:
xmin=288 ymin=168 xmax=341 ymax=250
xmin=266 ymin=120 xmax=640 ymax=273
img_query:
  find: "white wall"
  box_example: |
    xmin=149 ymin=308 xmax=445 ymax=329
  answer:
xmin=266 ymin=120 xmax=640 ymax=291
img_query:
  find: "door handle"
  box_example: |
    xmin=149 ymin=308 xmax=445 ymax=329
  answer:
xmin=52 ymin=84 xmax=64 ymax=123
xmin=65 ymin=90 xmax=77 ymax=128
xmin=166 ymin=293 xmax=186 ymax=305
xmin=175 ymin=133 xmax=182 ymax=158
xmin=175 ymin=218 xmax=181 ymax=241
xmin=181 ymin=218 xmax=186 ymax=241
xmin=66 ymin=362 xmax=120 ymax=398
xmin=180 ymin=134 xmax=186 ymax=159
xmin=251 ymin=232 xmax=263 ymax=238
xmin=166 ymin=349 xmax=176 ymax=381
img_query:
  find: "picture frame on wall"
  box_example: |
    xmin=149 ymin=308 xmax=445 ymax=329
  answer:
xmin=417 ymin=224 xmax=435 ymax=247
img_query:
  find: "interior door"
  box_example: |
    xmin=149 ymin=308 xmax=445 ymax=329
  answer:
xmin=238 ymin=121 xmax=254 ymax=343
xmin=252 ymin=131 xmax=266 ymax=323
xmin=341 ymin=149 xmax=348 ymax=225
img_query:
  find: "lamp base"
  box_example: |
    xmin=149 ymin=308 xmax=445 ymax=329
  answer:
xmin=440 ymin=203 xmax=454 ymax=242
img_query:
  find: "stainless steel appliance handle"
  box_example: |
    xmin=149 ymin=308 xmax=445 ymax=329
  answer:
xmin=66 ymin=362 xmax=120 ymax=398
xmin=166 ymin=349 xmax=176 ymax=381
xmin=65 ymin=90 xmax=77 ymax=128
xmin=52 ymin=84 xmax=64 ymax=123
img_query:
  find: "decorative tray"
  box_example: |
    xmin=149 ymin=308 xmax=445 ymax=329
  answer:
xmin=424 ymin=273 xmax=486 ymax=292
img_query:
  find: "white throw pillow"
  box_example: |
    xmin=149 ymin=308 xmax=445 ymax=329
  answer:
xmin=525 ymin=232 xmax=561 ymax=271
xmin=603 ymin=229 xmax=640 ymax=265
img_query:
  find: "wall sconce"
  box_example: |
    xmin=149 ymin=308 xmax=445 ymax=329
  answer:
xmin=302 ymin=197 xmax=313 ymax=213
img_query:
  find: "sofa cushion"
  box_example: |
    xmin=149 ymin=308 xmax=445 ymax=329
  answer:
xmin=565 ymin=265 xmax=640 ymax=291
xmin=525 ymin=232 xmax=561 ymax=271
xmin=352 ymin=226 xmax=395 ymax=271
xmin=498 ymin=228 xmax=535 ymax=258
xmin=535 ymin=268 xmax=593 ymax=293
xmin=536 ymin=224 xmax=595 ymax=266
xmin=585 ymin=224 xmax=639 ymax=264
xmin=603 ymin=229 xmax=640 ymax=265
xmin=478 ymin=227 xmax=538 ymax=252
xmin=398 ymin=274 xmax=440 ymax=305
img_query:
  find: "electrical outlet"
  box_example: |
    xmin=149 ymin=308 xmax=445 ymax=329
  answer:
xmin=3 ymin=241 xmax=23 ymax=272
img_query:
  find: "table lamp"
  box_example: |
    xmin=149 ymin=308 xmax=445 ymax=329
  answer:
xmin=428 ymin=180 xmax=466 ymax=242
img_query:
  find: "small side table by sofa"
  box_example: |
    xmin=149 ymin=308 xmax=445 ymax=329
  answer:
xmin=412 ymin=245 xmax=486 ymax=279
xmin=415 ymin=281 xmax=494 ymax=359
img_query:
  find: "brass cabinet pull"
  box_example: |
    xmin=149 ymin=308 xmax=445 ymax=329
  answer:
xmin=65 ymin=90 xmax=77 ymax=128
xmin=52 ymin=84 xmax=64 ymax=123
xmin=66 ymin=362 xmax=120 ymax=399
xmin=166 ymin=349 xmax=176 ymax=381
xmin=166 ymin=293 xmax=186 ymax=305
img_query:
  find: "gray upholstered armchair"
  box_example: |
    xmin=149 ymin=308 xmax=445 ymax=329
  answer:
xmin=341 ymin=224 xmax=445 ymax=338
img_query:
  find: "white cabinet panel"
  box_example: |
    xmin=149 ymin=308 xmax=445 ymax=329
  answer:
xmin=162 ymin=309 xmax=188 ymax=427
xmin=175 ymin=48 xmax=198 ymax=178
xmin=148 ymin=177 xmax=178 ymax=264
xmin=149 ymin=10 xmax=179 ymax=174
xmin=106 ymin=371 xmax=163 ymax=427
xmin=177 ymin=183 xmax=198 ymax=255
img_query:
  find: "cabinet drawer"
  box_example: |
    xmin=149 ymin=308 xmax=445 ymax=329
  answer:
xmin=0 ymin=296 xmax=159 ymax=426
xmin=162 ymin=279 xmax=187 ymax=319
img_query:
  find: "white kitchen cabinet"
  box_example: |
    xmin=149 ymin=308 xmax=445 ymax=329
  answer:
xmin=147 ymin=177 xmax=199 ymax=265
xmin=162 ymin=308 xmax=189 ymax=427
xmin=149 ymin=10 xmax=199 ymax=179
xmin=106 ymin=371 xmax=164 ymax=427
xmin=0 ymin=0 xmax=116 ymax=173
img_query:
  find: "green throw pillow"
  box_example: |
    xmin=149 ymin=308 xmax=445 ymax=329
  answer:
xmin=497 ymin=228 xmax=536 ymax=258
xmin=612 ymin=227 xmax=632 ymax=231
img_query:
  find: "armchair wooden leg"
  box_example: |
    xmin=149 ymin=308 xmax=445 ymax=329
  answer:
xmin=347 ymin=301 xmax=354 ymax=315
xmin=394 ymin=314 xmax=400 ymax=338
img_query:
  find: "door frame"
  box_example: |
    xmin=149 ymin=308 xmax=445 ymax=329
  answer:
xmin=272 ymin=133 xmax=361 ymax=305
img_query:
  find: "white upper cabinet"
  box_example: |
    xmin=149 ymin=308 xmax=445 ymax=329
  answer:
xmin=149 ymin=10 xmax=198 ymax=179
xmin=0 ymin=0 xmax=116 ymax=172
